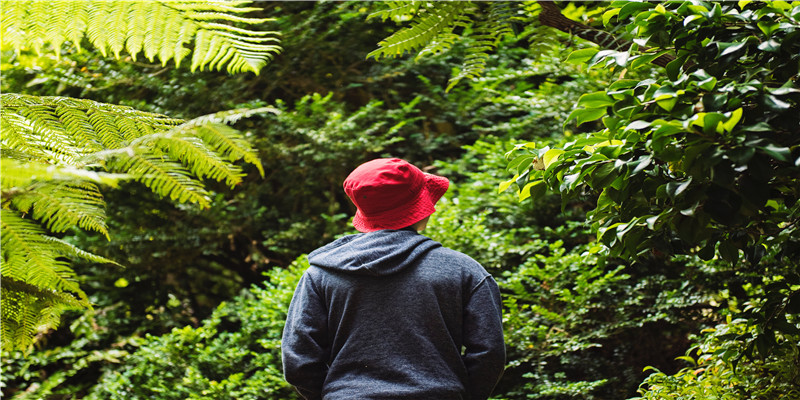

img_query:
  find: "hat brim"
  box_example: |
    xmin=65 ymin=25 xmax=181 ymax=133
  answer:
xmin=352 ymin=173 xmax=449 ymax=233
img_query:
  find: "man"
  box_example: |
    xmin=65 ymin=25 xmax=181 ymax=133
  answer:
xmin=281 ymin=158 xmax=505 ymax=400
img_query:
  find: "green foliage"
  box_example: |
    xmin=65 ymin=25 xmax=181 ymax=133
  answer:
xmin=0 ymin=89 xmax=419 ymax=398
xmin=634 ymin=318 xmax=800 ymax=400
xmin=505 ymin=0 xmax=800 ymax=364
xmin=83 ymin=257 xmax=307 ymax=400
xmin=9 ymin=2 xmax=797 ymax=399
xmin=0 ymin=94 xmax=267 ymax=349
xmin=0 ymin=0 xmax=281 ymax=75
xmin=432 ymin=140 xmax=714 ymax=399
xmin=368 ymin=1 xmax=521 ymax=90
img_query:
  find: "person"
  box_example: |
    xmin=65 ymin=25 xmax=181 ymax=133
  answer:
xmin=281 ymin=158 xmax=506 ymax=400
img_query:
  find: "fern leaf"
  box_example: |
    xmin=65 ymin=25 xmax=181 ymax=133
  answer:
xmin=10 ymin=182 xmax=110 ymax=237
xmin=1 ymin=210 xmax=86 ymax=298
xmin=190 ymin=122 xmax=264 ymax=177
xmin=1 ymin=112 xmax=50 ymax=160
xmin=367 ymin=1 xmax=423 ymax=22
xmin=0 ymin=0 xmax=281 ymax=75
xmin=124 ymin=0 xmax=149 ymax=60
xmin=1 ymin=94 xmax=184 ymax=165
xmin=0 ymin=159 xmax=127 ymax=189
xmin=101 ymin=152 xmax=212 ymax=207
xmin=1 ymin=277 xmax=87 ymax=350
xmin=367 ymin=2 xmax=470 ymax=60
xmin=55 ymin=105 xmax=105 ymax=152
xmin=137 ymin=132 xmax=246 ymax=187
xmin=415 ymin=31 xmax=461 ymax=60
xmin=63 ymin=1 xmax=89 ymax=53
xmin=107 ymin=0 xmax=131 ymax=59
xmin=0 ymin=1 xmax=26 ymax=53
xmin=84 ymin=1 xmax=111 ymax=58
xmin=446 ymin=2 xmax=517 ymax=91
xmin=186 ymin=106 xmax=280 ymax=126
xmin=184 ymin=11 xmax=275 ymax=26
xmin=43 ymin=235 xmax=119 ymax=266
xmin=1 ymin=94 xmax=269 ymax=348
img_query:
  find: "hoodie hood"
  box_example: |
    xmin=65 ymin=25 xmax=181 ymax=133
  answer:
xmin=307 ymin=229 xmax=441 ymax=276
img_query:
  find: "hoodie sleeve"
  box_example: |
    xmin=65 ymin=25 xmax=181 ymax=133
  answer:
xmin=462 ymin=276 xmax=506 ymax=400
xmin=282 ymin=271 xmax=329 ymax=400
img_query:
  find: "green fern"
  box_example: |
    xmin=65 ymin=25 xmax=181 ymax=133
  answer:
xmin=0 ymin=210 xmax=110 ymax=344
xmin=368 ymin=1 xmax=521 ymax=91
xmin=366 ymin=1 xmax=424 ymax=22
xmin=366 ymin=2 xmax=473 ymax=60
xmin=447 ymin=2 xmax=517 ymax=91
xmin=0 ymin=0 xmax=281 ymax=75
xmin=10 ymin=181 xmax=109 ymax=238
xmin=1 ymin=93 xmax=270 ymax=349
xmin=1 ymin=277 xmax=88 ymax=351
xmin=0 ymin=158 xmax=128 ymax=189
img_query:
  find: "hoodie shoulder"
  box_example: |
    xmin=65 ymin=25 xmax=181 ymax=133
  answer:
xmin=307 ymin=230 xmax=441 ymax=276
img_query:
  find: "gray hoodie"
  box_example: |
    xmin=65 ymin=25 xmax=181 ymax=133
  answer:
xmin=281 ymin=229 xmax=505 ymax=400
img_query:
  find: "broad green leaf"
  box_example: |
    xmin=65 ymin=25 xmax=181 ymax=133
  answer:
xmin=721 ymin=108 xmax=743 ymax=133
xmin=748 ymin=139 xmax=791 ymax=162
xmin=665 ymin=55 xmax=685 ymax=81
xmin=619 ymin=2 xmax=653 ymax=20
xmin=757 ymin=21 xmax=780 ymax=36
xmin=655 ymin=94 xmax=677 ymax=111
xmin=507 ymin=154 xmax=536 ymax=172
xmin=566 ymin=48 xmax=599 ymax=65
xmin=498 ymin=174 xmax=519 ymax=193
xmin=719 ymin=240 xmax=739 ymax=264
xmin=577 ymin=91 xmax=615 ymax=108
xmin=519 ymin=180 xmax=546 ymax=201
xmin=567 ymin=107 xmax=608 ymax=126
xmin=602 ymin=8 xmax=620 ymax=25
xmin=543 ymin=149 xmax=564 ymax=169
xmin=689 ymin=112 xmax=726 ymax=133
xmin=764 ymin=94 xmax=791 ymax=111
xmin=718 ymin=40 xmax=748 ymax=57
xmin=666 ymin=177 xmax=692 ymax=200
xmin=627 ymin=120 xmax=652 ymax=130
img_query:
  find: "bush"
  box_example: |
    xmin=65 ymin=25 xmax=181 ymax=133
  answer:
xmin=635 ymin=318 xmax=800 ymax=400
xmin=85 ymin=258 xmax=308 ymax=400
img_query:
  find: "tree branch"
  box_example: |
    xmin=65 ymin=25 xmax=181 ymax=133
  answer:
xmin=537 ymin=1 xmax=676 ymax=68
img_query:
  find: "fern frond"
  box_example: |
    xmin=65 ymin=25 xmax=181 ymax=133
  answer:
xmin=167 ymin=1 xmax=262 ymax=14
xmin=1 ymin=94 xmax=183 ymax=165
xmin=0 ymin=158 xmax=127 ymax=189
xmin=0 ymin=0 xmax=26 ymax=53
xmin=101 ymin=152 xmax=213 ymax=207
xmin=446 ymin=2 xmax=518 ymax=91
xmin=1 ymin=210 xmax=87 ymax=298
xmin=190 ymin=27 xmax=280 ymax=75
xmin=189 ymin=123 xmax=265 ymax=177
xmin=367 ymin=1 xmax=424 ymax=22
xmin=1 ymin=277 xmax=87 ymax=350
xmin=43 ymin=235 xmax=119 ymax=266
xmin=137 ymin=132 xmax=245 ymax=187
xmin=415 ymin=4 xmax=476 ymax=62
xmin=0 ymin=93 xmax=268 ymax=349
xmin=184 ymin=106 xmax=280 ymax=127
xmin=0 ymin=0 xmax=281 ymax=74
xmin=367 ymin=2 xmax=472 ymax=60
xmin=10 ymin=181 xmax=109 ymax=237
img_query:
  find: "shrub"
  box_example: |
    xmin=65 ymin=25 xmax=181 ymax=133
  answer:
xmin=634 ymin=317 xmax=800 ymax=400
xmin=84 ymin=258 xmax=308 ymax=400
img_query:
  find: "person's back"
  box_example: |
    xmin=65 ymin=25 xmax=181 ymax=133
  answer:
xmin=281 ymin=158 xmax=505 ymax=400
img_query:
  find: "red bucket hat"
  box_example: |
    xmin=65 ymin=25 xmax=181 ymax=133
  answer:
xmin=344 ymin=158 xmax=450 ymax=232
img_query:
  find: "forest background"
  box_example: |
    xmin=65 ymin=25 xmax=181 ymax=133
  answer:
xmin=1 ymin=1 xmax=799 ymax=399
